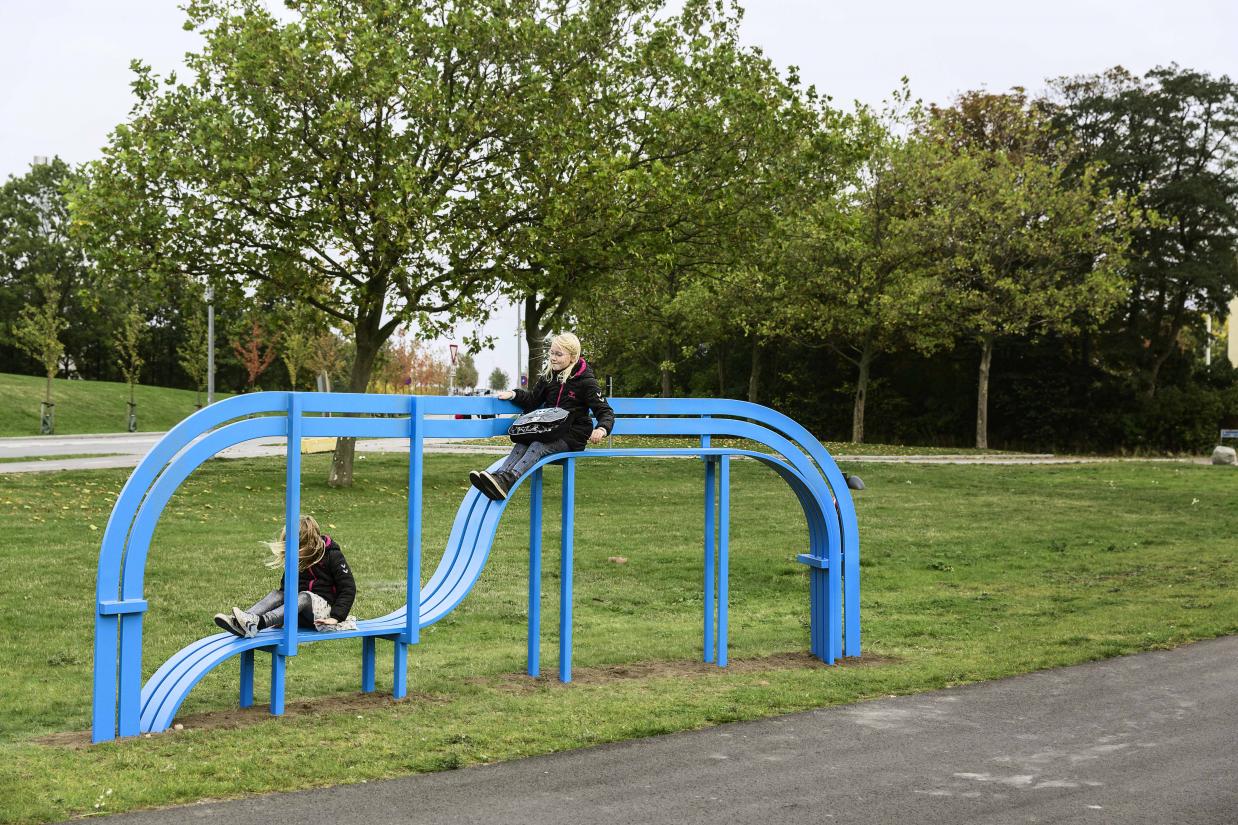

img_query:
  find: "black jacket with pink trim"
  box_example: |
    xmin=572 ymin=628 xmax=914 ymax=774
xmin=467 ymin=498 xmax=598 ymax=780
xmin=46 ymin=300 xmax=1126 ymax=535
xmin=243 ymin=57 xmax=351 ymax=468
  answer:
xmin=275 ymin=538 xmax=357 ymax=621
xmin=511 ymin=358 xmax=615 ymax=451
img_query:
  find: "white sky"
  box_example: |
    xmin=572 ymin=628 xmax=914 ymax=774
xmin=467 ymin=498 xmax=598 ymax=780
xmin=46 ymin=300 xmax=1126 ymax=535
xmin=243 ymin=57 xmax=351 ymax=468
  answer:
xmin=3 ymin=0 xmax=1235 ymax=384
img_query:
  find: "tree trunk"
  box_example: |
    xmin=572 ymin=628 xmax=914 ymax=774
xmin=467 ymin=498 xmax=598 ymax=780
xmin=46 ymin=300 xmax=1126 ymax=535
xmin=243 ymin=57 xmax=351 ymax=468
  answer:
xmin=661 ymin=339 xmax=674 ymax=398
xmin=975 ymin=335 xmax=994 ymax=450
xmin=747 ymin=340 xmax=764 ymax=404
xmin=851 ymin=338 xmax=874 ymax=444
xmin=523 ymin=295 xmax=550 ymax=386
xmin=717 ymin=347 xmax=726 ymax=397
xmin=328 ymin=316 xmax=383 ymax=488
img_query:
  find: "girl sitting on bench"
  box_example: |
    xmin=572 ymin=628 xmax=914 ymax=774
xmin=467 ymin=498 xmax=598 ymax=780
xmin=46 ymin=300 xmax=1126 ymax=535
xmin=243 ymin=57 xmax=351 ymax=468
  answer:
xmin=214 ymin=514 xmax=356 ymax=637
xmin=470 ymin=332 xmax=614 ymax=501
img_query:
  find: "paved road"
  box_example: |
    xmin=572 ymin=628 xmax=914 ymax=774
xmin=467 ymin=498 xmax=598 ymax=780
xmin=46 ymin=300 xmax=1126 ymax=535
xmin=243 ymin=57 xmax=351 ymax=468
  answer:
xmin=75 ymin=636 xmax=1238 ymax=825
xmin=0 ymin=431 xmax=508 ymax=473
xmin=0 ymin=432 xmax=1211 ymax=474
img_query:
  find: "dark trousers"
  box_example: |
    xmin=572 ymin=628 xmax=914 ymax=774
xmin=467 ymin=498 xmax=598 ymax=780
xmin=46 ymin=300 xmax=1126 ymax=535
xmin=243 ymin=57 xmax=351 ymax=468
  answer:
xmin=498 ymin=438 xmax=570 ymax=479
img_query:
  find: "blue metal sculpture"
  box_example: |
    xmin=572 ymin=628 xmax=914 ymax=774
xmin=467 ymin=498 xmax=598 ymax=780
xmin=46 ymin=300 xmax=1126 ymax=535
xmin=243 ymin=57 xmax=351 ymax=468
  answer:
xmin=92 ymin=393 xmax=859 ymax=743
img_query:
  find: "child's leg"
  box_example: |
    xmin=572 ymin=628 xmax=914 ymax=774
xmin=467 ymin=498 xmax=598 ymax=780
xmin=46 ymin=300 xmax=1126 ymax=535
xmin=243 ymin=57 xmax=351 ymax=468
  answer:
xmin=505 ymin=438 xmax=569 ymax=479
xmin=245 ymin=590 xmax=286 ymax=629
xmin=495 ymin=442 xmax=530 ymax=474
xmin=295 ymin=592 xmax=319 ymax=627
xmin=244 ymin=590 xmax=283 ymax=619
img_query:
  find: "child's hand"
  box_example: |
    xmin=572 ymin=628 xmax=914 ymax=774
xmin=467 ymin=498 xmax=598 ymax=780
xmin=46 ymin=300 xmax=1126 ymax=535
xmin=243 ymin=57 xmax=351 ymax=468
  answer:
xmin=589 ymin=427 xmax=607 ymax=444
xmin=497 ymin=390 xmax=515 ymax=401
xmin=315 ymin=617 xmax=338 ymax=627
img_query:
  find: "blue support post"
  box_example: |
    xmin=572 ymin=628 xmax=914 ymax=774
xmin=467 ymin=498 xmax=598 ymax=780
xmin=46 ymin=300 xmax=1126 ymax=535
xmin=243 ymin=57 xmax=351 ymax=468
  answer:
xmin=361 ymin=637 xmax=376 ymax=693
xmin=405 ymin=396 xmax=423 ymax=647
xmin=270 ymin=652 xmax=285 ymax=716
xmin=704 ymin=458 xmax=716 ymax=663
xmin=559 ymin=458 xmax=575 ymax=683
xmin=240 ymin=650 xmax=254 ymax=708
xmin=844 ymin=532 xmax=861 ymax=658
xmin=91 ymin=616 xmax=118 ymax=742
xmin=718 ymin=456 xmax=730 ymax=668
xmin=528 ymin=468 xmax=543 ymax=677
xmin=117 ymin=614 xmax=143 ymax=736
xmin=281 ymin=394 xmax=303 ymax=659
xmin=392 ymin=639 xmax=408 ymax=699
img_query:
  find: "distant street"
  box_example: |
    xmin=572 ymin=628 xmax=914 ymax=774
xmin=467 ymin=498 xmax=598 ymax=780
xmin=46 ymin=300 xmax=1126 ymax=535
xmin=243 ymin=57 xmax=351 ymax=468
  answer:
xmin=0 ymin=430 xmax=1213 ymax=474
xmin=0 ymin=429 xmax=508 ymax=474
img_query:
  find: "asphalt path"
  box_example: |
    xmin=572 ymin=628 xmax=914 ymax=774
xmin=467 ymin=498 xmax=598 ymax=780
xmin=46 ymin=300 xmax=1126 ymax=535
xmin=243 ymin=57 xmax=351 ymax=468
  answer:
xmin=0 ymin=431 xmax=1212 ymax=474
xmin=71 ymin=636 xmax=1238 ymax=825
xmin=0 ymin=430 xmax=509 ymax=473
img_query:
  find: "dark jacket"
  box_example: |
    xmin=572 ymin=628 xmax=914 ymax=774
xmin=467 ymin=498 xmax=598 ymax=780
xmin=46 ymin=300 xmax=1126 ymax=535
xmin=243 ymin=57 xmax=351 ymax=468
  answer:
xmin=512 ymin=358 xmax=616 ymax=451
xmin=276 ymin=538 xmax=356 ymax=621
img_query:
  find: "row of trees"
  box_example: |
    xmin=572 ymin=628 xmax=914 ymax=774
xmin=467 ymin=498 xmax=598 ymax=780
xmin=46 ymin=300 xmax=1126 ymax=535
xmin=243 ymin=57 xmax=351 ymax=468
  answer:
xmin=3 ymin=1 xmax=1236 ymax=476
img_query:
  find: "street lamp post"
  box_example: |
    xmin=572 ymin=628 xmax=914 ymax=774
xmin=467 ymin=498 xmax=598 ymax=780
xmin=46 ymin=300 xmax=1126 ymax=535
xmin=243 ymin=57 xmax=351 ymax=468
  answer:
xmin=449 ymin=342 xmax=458 ymax=395
xmin=515 ymin=316 xmax=523 ymax=388
xmin=206 ymin=286 xmax=215 ymax=405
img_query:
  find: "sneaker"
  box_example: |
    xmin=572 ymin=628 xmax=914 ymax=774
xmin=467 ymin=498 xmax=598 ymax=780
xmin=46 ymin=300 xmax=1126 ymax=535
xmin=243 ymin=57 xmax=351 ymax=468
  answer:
xmin=477 ymin=470 xmax=510 ymax=501
xmin=232 ymin=607 xmax=260 ymax=638
xmin=468 ymin=470 xmax=487 ymax=495
xmin=213 ymin=612 xmax=244 ymax=638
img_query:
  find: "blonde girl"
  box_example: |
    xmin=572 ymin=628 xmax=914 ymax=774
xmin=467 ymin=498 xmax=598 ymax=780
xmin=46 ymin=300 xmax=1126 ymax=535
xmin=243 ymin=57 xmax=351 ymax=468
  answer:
xmin=214 ymin=515 xmax=357 ymax=638
xmin=470 ymin=332 xmax=614 ymax=501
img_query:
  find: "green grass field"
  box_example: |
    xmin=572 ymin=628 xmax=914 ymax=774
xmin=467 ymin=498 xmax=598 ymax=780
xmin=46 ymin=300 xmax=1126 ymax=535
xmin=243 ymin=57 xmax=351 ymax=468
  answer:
xmin=0 ymin=452 xmax=1235 ymax=823
xmin=0 ymin=372 xmax=226 ymax=437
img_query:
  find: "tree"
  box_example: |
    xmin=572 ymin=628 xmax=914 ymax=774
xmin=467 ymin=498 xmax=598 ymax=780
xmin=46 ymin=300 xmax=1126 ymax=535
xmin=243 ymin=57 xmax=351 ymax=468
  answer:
xmin=274 ymin=303 xmax=319 ymax=391
xmin=488 ymin=367 xmax=510 ymax=391
xmin=576 ymin=8 xmax=834 ymax=400
xmin=114 ymin=307 xmax=146 ymax=428
xmin=918 ymin=90 xmax=1135 ymax=448
xmin=307 ymin=329 xmax=347 ymax=392
xmin=455 ymin=352 xmax=479 ymax=390
xmin=1050 ymin=65 xmax=1238 ymax=397
xmin=12 ymin=273 xmax=67 ymax=424
xmin=0 ymin=158 xmax=99 ymax=379
xmin=177 ymin=296 xmax=210 ymax=407
xmin=231 ymin=319 xmax=277 ymax=391
xmin=75 ymin=0 xmax=663 ymax=486
xmin=778 ymin=90 xmax=946 ymax=443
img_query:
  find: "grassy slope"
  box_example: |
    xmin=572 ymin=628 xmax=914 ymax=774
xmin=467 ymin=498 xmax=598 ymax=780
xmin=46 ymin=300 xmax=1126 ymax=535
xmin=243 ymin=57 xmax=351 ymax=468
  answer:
xmin=0 ymin=372 xmax=226 ymax=437
xmin=0 ymin=454 xmax=1235 ymax=822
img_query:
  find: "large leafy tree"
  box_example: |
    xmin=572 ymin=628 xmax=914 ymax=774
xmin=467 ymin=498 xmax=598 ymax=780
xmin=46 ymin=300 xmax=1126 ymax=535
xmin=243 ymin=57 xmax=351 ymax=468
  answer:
xmin=1050 ymin=65 xmax=1238 ymax=397
xmin=0 ymin=158 xmax=106 ymax=378
xmin=577 ymin=11 xmax=834 ymax=400
xmin=75 ymin=0 xmax=650 ymax=485
xmin=918 ymin=90 xmax=1136 ymax=449
xmin=757 ymin=90 xmax=938 ymax=440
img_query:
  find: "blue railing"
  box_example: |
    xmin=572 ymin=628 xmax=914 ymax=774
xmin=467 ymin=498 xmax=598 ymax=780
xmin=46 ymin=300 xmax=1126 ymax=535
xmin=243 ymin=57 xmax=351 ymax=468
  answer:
xmin=92 ymin=393 xmax=860 ymax=743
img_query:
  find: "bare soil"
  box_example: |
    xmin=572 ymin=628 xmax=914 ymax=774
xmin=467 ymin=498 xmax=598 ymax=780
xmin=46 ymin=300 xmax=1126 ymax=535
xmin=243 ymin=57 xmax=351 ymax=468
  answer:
xmin=38 ymin=651 xmax=895 ymax=748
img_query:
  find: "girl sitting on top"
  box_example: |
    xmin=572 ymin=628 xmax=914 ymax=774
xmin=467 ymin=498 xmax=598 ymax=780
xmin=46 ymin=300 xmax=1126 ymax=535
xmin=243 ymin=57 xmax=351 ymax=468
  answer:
xmin=470 ymin=332 xmax=614 ymax=501
xmin=214 ymin=514 xmax=356 ymax=638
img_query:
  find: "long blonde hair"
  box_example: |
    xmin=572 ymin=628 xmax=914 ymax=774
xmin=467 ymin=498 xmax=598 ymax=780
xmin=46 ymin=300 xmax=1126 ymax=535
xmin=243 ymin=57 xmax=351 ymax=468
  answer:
xmin=265 ymin=514 xmax=327 ymax=570
xmin=539 ymin=332 xmax=582 ymax=384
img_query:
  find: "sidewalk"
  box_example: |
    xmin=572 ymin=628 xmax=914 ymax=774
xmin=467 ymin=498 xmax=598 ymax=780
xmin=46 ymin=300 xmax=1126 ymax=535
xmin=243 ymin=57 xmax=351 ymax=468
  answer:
xmin=67 ymin=636 xmax=1238 ymax=824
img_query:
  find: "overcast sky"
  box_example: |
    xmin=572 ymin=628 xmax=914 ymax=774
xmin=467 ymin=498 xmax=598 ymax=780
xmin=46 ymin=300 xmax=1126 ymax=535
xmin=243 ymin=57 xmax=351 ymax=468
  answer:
xmin=2 ymin=0 xmax=1235 ymax=384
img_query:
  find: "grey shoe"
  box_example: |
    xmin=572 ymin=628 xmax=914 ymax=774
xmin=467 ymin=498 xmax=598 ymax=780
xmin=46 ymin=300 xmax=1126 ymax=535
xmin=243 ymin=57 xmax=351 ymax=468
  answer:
xmin=232 ymin=607 xmax=259 ymax=638
xmin=214 ymin=612 xmax=244 ymax=638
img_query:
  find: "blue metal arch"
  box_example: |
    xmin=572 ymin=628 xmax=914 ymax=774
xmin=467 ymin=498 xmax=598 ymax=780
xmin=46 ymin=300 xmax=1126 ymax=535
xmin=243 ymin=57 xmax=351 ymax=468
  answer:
xmin=92 ymin=392 xmax=859 ymax=743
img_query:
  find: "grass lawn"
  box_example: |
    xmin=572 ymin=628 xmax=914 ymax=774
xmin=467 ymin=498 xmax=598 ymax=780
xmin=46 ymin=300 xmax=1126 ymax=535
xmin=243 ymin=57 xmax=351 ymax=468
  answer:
xmin=0 ymin=372 xmax=227 ymax=437
xmin=0 ymin=453 xmax=1235 ymax=823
